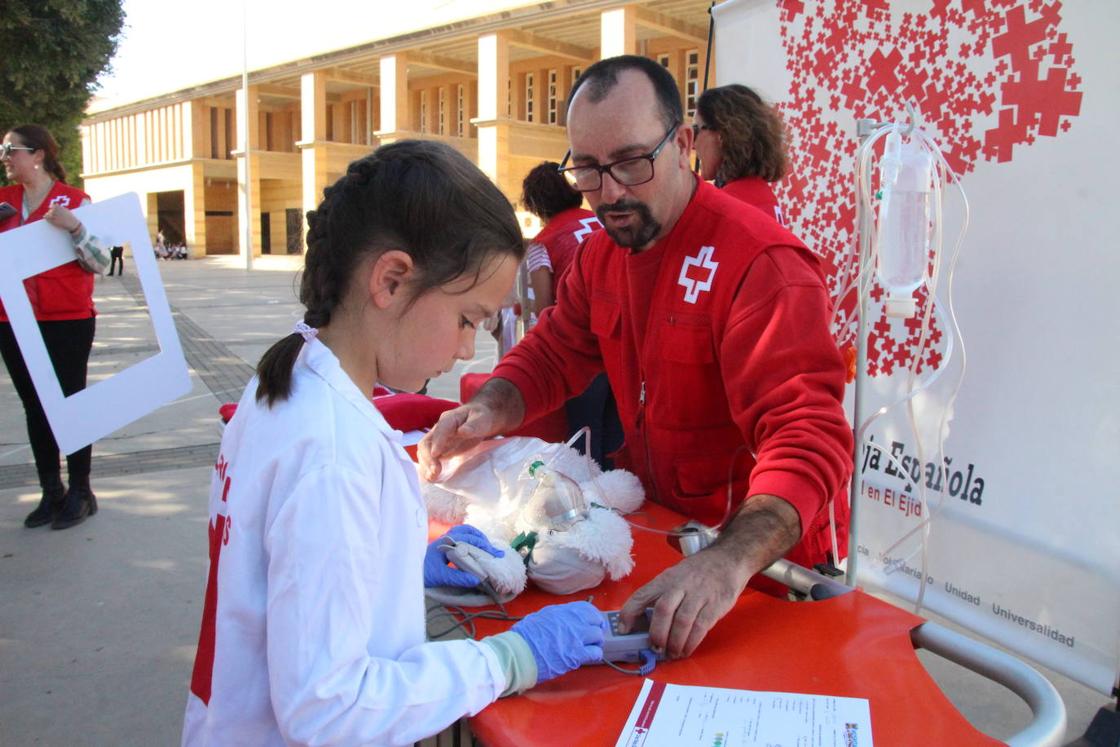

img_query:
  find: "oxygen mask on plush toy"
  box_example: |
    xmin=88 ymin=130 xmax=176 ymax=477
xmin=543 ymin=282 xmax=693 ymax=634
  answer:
xmin=422 ymin=435 xmax=645 ymax=602
xmin=522 ymin=460 xmax=589 ymax=531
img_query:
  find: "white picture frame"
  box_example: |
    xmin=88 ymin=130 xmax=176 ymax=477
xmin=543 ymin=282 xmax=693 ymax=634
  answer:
xmin=0 ymin=192 xmax=190 ymax=454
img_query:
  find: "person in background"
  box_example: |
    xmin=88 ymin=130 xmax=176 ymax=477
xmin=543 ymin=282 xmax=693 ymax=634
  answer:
xmin=0 ymin=124 xmax=109 ymax=530
xmin=108 ymin=244 xmax=125 ymax=275
xmin=521 ymin=161 xmax=600 ymax=314
xmin=693 ymin=83 xmax=789 ymax=225
xmin=182 ymin=140 xmax=605 ymax=746
xmin=520 ymin=161 xmax=621 ymax=468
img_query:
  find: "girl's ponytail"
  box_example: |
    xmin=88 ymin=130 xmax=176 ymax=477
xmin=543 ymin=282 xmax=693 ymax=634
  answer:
xmin=255 ymin=308 xmax=332 ymax=406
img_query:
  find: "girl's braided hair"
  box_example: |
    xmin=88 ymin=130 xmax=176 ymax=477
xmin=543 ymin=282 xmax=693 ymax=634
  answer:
xmin=256 ymin=139 xmax=523 ymax=406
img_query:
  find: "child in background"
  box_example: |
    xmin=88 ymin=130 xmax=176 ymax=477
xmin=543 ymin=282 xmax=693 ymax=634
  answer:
xmin=183 ymin=141 xmax=606 ymax=746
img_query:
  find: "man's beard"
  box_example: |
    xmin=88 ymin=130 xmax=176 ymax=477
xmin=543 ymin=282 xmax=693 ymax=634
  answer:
xmin=595 ymin=198 xmax=661 ymax=249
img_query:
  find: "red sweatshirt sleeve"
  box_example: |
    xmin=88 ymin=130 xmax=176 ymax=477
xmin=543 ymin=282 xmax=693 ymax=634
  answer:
xmin=491 ymin=248 xmax=604 ymax=423
xmin=723 ymin=246 xmax=853 ymax=538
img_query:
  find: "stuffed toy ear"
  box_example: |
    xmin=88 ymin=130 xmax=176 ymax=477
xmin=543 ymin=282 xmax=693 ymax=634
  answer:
xmin=424 ymin=538 xmax=527 ymax=608
xmin=580 ymin=469 xmax=645 ymax=514
xmin=530 ymin=506 xmax=636 ymax=584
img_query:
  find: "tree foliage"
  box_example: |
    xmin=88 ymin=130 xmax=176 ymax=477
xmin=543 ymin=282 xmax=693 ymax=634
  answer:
xmin=0 ymin=0 xmax=125 ymax=187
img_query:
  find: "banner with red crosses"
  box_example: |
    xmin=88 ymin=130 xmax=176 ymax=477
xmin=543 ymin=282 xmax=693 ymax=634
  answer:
xmin=714 ymin=0 xmax=1117 ymax=694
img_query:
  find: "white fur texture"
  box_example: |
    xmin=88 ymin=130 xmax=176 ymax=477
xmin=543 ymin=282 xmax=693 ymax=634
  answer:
xmin=580 ymin=469 xmax=645 ymax=513
xmin=534 ymin=506 xmax=635 ymax=580
xmin=466 ymin=539 xmax=527 ymax=597
xmin=420 ymin=436 xmax=645 ymax=596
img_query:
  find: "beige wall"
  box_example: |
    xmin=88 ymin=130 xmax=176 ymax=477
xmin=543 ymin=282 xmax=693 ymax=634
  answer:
xmin=204 ymin=179 xmax=237 ymax=254
xmin=83 ymin=162 xmax=197 ymax=204
xmin=260 ymin=179 xmax=301 ymax=253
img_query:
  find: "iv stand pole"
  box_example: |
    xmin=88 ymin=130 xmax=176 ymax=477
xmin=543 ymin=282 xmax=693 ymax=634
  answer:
xmin=846 ymin=116 xmax=885 ymax=586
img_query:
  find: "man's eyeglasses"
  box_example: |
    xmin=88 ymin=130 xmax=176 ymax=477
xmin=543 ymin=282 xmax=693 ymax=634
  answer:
xmin=557 ymin=123 xmax=681 ymax=192
xmin=0 ymin=143 xmax=35 ymax=159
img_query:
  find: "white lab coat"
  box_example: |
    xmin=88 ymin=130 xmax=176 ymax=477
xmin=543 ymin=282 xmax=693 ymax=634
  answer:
xmin=182 ymin=340 xmax=507 ymax=746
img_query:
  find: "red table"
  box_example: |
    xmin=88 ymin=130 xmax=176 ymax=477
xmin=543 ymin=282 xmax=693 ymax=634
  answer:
xmin=451 ymin=503 xmax=998 ymax=746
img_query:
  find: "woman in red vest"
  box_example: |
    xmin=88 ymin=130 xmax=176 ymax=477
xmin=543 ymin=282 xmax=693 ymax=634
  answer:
xmin=0 ymin=124 xmax=109 ymax=530
xmin=693 ymin=84 xmax=789 ymax=226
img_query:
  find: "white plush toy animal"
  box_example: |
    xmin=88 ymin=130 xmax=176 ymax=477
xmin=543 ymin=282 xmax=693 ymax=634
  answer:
xmin=422 ymin=436 xmax=645 ymax=604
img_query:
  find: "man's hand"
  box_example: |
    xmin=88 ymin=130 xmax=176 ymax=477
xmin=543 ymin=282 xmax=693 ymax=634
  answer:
xmin=619 ymin=494 xmax=802 ymax=658
xmin=620 ymin=543 xmax=750 ymax=659
xmin=417 ymin=377 xmax=525 ymax=481
xmin=417 ymin=402 xmax=499 ymax=481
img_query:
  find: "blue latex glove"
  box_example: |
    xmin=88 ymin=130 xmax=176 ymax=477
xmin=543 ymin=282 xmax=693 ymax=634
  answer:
xmin=511 ymin=601 xmax=607 ymax=683
xmin=423 ymin=524 xmax=504 ymax=588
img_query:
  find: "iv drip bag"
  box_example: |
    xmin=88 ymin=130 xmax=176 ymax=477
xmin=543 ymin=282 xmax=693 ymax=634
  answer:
xmin=876 ymin=131 xmax=933 ymax=315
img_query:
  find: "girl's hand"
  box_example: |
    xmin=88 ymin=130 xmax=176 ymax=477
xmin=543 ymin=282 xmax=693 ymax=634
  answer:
xmin=43 ymin=205 xmax=81 ymax=234
xmin=423 ymin=525 xmax=505 ymax=588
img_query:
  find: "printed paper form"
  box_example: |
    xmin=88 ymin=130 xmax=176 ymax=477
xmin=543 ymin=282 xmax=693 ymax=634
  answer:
xmin=614 ymin=679 xmax=873 ymax=747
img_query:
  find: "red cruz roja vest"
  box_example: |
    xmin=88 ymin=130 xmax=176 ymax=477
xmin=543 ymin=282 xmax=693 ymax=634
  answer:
xmin=0 ymin=182 xmax=96 ymax=322
xmin=497 ymin=180 xmax=853 ymax=573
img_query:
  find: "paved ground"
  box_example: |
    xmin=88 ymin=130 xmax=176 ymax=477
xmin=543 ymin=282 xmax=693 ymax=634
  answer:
xmin=0 ymin=256 xmax=1109 ymax=745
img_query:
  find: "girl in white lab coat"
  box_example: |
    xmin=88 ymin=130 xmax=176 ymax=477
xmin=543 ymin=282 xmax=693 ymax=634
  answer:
xmin=182 ymin=140 xmax=606 ymax=747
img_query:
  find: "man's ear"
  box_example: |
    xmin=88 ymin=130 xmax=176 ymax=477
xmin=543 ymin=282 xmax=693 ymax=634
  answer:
xmin=368 ymin=250 xmax=415 ymax=309
xmin=676 ymin=125 xmax=694 ymax=169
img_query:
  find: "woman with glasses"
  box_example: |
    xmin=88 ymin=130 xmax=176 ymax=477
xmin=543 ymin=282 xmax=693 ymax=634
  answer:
xmin=0 ymin=124 xmax=109 ymax=530
xmin=693 ymin=84 xmax=789 ymax=225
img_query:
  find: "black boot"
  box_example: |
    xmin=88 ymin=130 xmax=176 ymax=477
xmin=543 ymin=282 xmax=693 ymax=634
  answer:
xmin=24 ymin=473 xmax=65 ymax=528
xmin=51 ymin=482 xmax=97 ymax=531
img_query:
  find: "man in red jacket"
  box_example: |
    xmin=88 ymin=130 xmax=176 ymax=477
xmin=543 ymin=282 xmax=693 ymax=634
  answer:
xmin=420 ymin=56 xmax=852 ymax=659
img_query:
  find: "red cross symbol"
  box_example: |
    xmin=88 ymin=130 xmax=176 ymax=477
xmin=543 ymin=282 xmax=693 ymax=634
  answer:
xmin=678 ymin=246 xmax=719 ymax=304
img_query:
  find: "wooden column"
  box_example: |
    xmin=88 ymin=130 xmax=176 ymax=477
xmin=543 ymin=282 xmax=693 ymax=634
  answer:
xmin=236 ymin=84 xmax=262 ymax=258
xmin=376 ymin=54 xmax=410 ymax=141
xmin=474 ymin=33 xmax=513 ymax=199
xmin=601 ymin=6 xmax=638 ymax=58
xmin=145 ymin=192 xmax=160 ymax=245
xmin=184 ymin=161 xmax=207 ymax=257
xmin=299 ymin=71 xmax=329 ymax=242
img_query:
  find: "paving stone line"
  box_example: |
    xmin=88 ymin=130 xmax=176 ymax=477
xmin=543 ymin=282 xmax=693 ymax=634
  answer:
xmin=119 ymin=273 xmax=257 ymax=403
xmin=172 ymin=312 xmax=258 ymax=402
xmin=91 ymin=343 xmax=161 ymax=358
xmin=0 ymin=443 xmax=220 ymax=491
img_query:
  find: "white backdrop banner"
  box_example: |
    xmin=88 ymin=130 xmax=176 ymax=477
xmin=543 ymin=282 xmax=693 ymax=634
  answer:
xmin=713 ymin=0 xmax=1119 ymax=694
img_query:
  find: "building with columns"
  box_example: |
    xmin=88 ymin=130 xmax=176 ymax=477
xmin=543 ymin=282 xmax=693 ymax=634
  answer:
xmin=81 ymin=0 xmax=712 ymax=257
